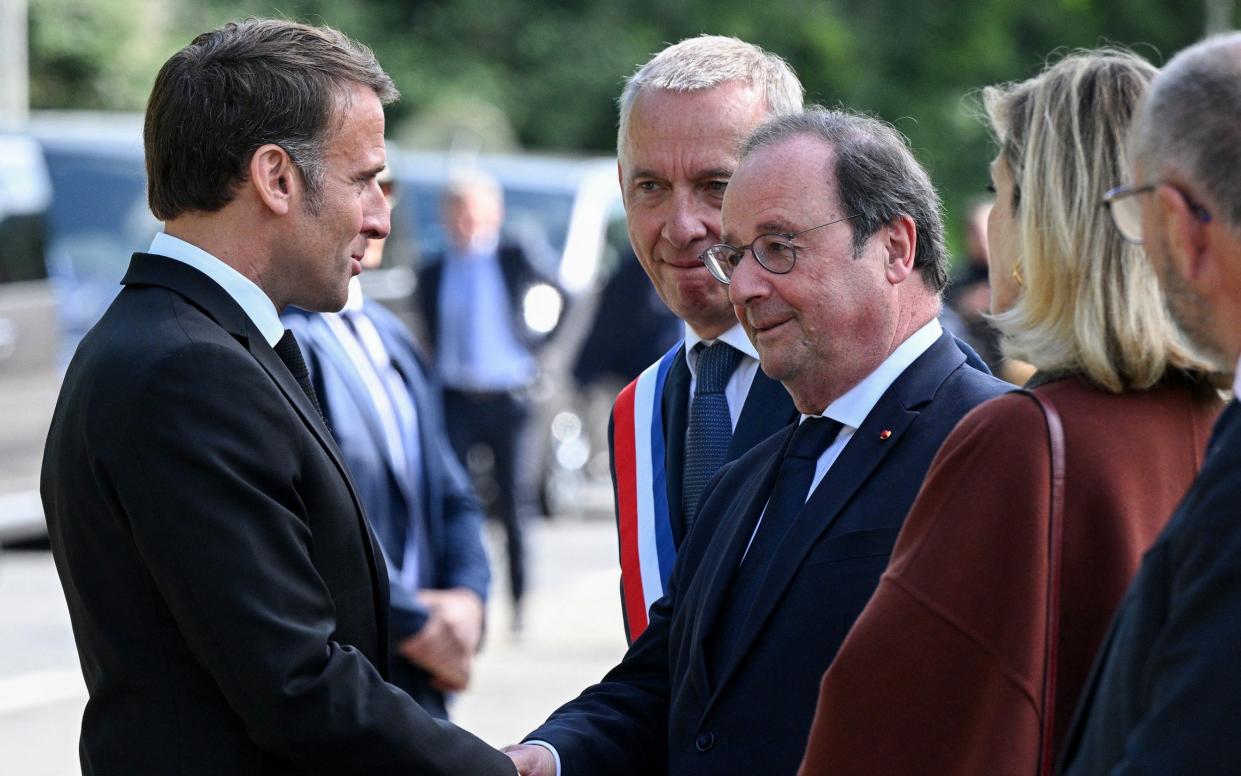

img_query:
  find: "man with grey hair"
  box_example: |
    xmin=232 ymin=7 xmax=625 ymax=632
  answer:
xmin=1061 ymin=33 xmax=1241 ymax=774
xmin=605 ymin=35 xmax=803 ymax=645
xmin=503 ymin=106 xmax=1007 ymax=776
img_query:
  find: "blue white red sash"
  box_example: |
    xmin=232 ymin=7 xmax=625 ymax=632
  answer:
xmin=613 ymin=343 xmax=682 ymax=642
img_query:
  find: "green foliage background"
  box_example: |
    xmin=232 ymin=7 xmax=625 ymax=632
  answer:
xmin=26 ymin=0 xmax=1233 ymax=254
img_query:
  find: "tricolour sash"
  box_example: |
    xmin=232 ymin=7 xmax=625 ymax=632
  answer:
xmin=613 ymin=343 xmax=681 ymax=642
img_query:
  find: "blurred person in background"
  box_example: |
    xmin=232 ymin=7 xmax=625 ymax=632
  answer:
xmin=1061 ymin=33 xmax=1241 ymax=774
xmin=417 ymin=171 xmax=563 ymax=631
xmin=604 ymin=35 xmax=802 ymax=644
xmin=799 ymin=49 xmax=1221 ymax=776
xmin=39 ymin=19 xmax=515 ymax=775
xmin=943 ymin=199 xmax=1001 ymax=366
xmin=282 ymin=169 xmax=490 ymax=720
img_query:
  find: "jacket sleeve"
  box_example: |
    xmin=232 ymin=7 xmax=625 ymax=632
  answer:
xmin=111 ymin=340 xmax=514 ymax=775
xmin=523 ymin=550 xmax=675 ymax=775
xmin=1103 ymin=445 xmax=1241 ymax=774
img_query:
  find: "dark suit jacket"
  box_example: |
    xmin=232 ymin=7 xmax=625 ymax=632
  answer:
xmin=282 ymin=302 xmax=490 ymax=707
xmin=609 ymin=333 xmax=989 ymax=640
xmin=529 ymin=331 xmax=1010 ymax=775
xmin=417 ymin=242 xmax=562 ymax=355
xmin=1059 ymin=400 xmax=1241 ymax=775
xmin=40 ymin=253 xmax=515 ymax=775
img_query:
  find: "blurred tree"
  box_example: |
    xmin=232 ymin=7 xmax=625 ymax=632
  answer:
xmin=26 ymin=0 xmax=1236 ymax=254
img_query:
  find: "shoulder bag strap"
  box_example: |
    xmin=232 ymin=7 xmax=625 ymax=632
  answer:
xmin=1019 ymin=388 xmax=1066 ymax=776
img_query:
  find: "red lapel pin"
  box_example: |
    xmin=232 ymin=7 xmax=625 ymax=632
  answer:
xmin=879 ymin=429 xmax=892 ymax=441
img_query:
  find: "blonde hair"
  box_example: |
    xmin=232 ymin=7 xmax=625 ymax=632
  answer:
xmin=984 ymin=49 xmax=1211 ymax=392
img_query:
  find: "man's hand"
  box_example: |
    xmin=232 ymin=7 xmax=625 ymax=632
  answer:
xmin=397 ymin=588 xmax=484 ymax=691
xmin=421 ymin=587 xmax=484 ymax=655
xmin=501 ymin=744 xmax=556 ymax=776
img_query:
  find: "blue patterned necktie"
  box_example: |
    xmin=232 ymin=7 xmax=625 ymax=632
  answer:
xmin=682 ymin=342 xmax=744 ymax=534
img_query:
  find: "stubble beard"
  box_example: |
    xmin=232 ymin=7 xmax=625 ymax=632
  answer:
xmin=1154 ymin=233 xmax=1232 ymax=372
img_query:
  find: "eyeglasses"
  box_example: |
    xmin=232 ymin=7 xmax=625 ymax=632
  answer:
xmin=1102 ymin=183 xmax=1211 ymax=245
xmin=701 ymin=214 xmax=861 ymax=284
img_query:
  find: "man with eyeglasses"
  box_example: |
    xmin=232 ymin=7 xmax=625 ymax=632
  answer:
xmin=502 ymin=107 xmax=1007 ymax=776
xmin=1061 ymin=33 xmax=1241 ymax=775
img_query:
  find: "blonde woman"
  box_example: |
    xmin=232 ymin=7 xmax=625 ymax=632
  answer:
xmin=798 ymin=50 xmax=1221 ymax=776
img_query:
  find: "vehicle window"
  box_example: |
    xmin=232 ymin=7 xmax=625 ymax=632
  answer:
xmin=0 ymin=135 xmax=53 ymax=284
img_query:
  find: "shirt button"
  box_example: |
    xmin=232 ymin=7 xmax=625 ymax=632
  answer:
xmin=695 ymin=732 xmax=715 ymax=752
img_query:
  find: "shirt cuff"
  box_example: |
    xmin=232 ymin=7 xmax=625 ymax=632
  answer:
xmin=524 ymin=740 xmax=563 ymax=776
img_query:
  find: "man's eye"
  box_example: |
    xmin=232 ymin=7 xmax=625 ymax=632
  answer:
xmin=636 ymin=181 xmax=660 ymax=193
xmin=762 ymin=238 xmax=795 ymax=256
xmin=706 ymin=181 xmax=728 ymax=195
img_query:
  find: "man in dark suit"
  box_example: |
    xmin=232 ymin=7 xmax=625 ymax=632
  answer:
xmin=605 ymin=36 xmax=805 ymax=643
xmin=416 ymin=172 xmax=563 ymax=629
xmin=39 ymin=20 xmax=515 ymax=775
xmin=503 ymin=108 xmax=1010 ymax=776
xmin=1060 ymin=33 xmax=1241 ymax=775
xmin=283 ymin=172 xmax=490 ymax=720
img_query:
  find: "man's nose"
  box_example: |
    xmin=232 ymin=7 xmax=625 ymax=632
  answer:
xmin=661 ymin=190 xmax=713 ymax=249
xmin=363 ymin=183 xmax=391 ymax=240
xmin=727 ymin=245 xmax=768 ymax=306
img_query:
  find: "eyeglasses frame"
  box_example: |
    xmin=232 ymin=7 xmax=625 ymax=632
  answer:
xmin=1102 ymin=182 xmax=1212 ymax=245
xmin=701 ymin=213 xmax=862 ymax=285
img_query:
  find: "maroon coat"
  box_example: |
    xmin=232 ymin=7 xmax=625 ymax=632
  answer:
xmin=798 ymin=374 xmax=1220 ymax=776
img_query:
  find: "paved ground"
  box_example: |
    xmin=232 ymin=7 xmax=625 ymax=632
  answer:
xmin=0 ymin=514 xmax=627 ymax=774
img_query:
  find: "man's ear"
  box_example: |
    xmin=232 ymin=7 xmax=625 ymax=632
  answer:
xmin=250 ymin=144 xmax=296 ymax=216
xmin=882 ymin=214 xmax=918 ymax=285
xmin=1156 ymin=184 xmax=1210 ymax=282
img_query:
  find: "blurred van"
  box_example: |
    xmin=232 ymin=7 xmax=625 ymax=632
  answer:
xmin=0 ymin=132 xmax=57 ymax=543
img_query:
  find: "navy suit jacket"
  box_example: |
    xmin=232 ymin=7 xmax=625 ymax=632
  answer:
xmin=40 ymin=253 xmax=513 ymax=775
xmin=282 ymin=302 xmax=490 ymax=641
xmin=531 ymin=331 xmax=1010 ymax=775
xmin=1059 ymin=400 xmax=1241 ymax=775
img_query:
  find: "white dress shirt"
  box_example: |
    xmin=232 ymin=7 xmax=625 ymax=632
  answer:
xmin=149 ymin=232 xmax=284 ymax=347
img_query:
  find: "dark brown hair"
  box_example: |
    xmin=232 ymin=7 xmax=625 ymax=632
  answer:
xmin=144 ymin=18 xmax=398 ymax=220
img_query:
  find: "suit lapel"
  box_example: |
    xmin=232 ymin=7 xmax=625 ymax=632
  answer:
xmin=662 ymin=346 xmax=691 ymax=546
xmin=683 ymin=428 xmax=794 ymax=700
xmin=705 ymin=331 xmax=967 ymax=694
xmin=124 ymin=254 xmax=390 ymax=662
xmin=308 ymin=312 xmax=419 ymax=511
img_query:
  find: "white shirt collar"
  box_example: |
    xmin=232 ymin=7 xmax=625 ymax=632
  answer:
xmin=342 ymin=276 xmax=365 ymax=313
xmin=150 ymin=232 xmax=284 ymax=347
xmin=684 ymin=321 xmax=760 ymax=378
xmin=804 ymin=318 xmax=943 ymax=429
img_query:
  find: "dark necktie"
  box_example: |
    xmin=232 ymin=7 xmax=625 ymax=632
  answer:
xmin=706 ymin=415 xmax=844 ymax=679
xmin=274 ymin=329 xmax=326 ymax=423
xmin=682 ymin=342 xmax=743 ymax=534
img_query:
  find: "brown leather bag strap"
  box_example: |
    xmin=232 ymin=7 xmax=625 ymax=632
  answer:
xmin=1019 ymin=389 xmax=1066 ymax=776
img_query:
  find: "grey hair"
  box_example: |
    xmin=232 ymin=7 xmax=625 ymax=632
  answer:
xmin=740 ymin=106 xmax=948 ymax=292
xmin=616 ymin=35 xmax=804 ymax=157
xmin=1132 ymin=32 xmax=1241 ymax=231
